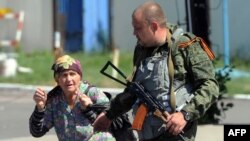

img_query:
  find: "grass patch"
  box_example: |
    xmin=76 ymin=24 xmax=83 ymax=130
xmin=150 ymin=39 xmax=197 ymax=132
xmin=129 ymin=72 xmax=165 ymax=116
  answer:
xmin=1 ymin=51 xmax=250 ymax=94
xmin=227 ymin=77 xmax=250 ymax=95
xmin=0 ymin=51 xmax=134 ymax=88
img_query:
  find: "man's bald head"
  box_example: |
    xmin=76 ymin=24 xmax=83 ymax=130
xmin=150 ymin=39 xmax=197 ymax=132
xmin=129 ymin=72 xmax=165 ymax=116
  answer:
xmin=133 ymin=1 xmax=167 ymax=27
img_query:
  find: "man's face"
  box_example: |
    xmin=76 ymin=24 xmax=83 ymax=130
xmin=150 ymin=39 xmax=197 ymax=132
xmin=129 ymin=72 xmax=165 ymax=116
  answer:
xmin=132 ymin=12 xmax=155 ymax=47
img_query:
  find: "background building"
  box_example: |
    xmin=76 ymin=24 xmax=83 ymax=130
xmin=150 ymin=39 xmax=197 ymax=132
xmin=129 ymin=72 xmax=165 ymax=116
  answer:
xmin=0 ymin=0 xmax=250 ymax=60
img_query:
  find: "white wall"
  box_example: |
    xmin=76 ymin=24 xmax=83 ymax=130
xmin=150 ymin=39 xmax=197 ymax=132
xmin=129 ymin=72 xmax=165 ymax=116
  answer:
xmin=0 ymin=0 xmax=53 ymax=52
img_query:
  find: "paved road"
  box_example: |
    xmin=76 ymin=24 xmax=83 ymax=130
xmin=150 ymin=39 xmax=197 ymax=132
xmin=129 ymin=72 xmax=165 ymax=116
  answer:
xmin=0 ymin=84 xmax=249 ymax=141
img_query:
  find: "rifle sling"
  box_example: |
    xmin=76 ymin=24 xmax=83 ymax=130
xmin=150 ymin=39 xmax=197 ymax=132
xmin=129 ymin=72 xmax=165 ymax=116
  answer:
xmin=168 ymin=46 xmax=176 ymax=113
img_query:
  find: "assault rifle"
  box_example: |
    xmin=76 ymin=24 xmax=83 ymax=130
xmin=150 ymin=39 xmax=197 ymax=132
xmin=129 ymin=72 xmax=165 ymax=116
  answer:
xmin=100 ymin=61 xmax=185 ymax=141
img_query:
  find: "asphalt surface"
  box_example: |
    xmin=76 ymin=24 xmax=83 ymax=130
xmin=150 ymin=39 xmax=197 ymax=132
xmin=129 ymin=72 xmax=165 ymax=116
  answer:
xmin=0 ymin=83 xmax=250 ymax=141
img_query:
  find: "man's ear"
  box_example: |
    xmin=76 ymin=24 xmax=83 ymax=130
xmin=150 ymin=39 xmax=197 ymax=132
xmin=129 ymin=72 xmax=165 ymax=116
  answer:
xmin=150 ymin=21 xmax=158 ymax=33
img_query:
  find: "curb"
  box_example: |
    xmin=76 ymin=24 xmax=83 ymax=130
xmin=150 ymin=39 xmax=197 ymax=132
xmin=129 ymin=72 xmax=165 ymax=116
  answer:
xmin=0 ymin=83 xmax=250 ymax=99
xmin=0 ymin=83 xmax=124 ymax=94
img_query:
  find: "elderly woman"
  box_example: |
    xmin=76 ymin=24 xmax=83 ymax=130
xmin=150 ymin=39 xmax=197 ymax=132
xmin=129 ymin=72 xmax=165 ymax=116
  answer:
xmin=29 ymin=55 xmax=115 ymax=141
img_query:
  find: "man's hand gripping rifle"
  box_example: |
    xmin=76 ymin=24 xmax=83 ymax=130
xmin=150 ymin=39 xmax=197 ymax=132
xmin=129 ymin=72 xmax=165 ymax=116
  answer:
xmin=100 ymin=61 xmax=185 ymax=141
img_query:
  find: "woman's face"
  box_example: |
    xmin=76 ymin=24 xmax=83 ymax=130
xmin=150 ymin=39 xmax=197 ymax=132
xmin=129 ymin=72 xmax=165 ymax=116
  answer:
xmin=56 ymin=70 xmax=81 ymax=95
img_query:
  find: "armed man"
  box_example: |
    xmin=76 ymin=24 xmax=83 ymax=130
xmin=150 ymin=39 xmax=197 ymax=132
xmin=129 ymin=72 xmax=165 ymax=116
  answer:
xmin=93 ymin=1 xmax=219 ymax=141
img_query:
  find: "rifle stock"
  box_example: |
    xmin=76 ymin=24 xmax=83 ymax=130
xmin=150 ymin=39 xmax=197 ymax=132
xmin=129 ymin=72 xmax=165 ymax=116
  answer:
xmin=131 ymin=103 xmax=148 ymax=130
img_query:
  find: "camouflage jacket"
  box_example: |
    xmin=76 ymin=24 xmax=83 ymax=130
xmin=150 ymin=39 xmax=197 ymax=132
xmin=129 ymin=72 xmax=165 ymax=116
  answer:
xmin=132 ymin=24 xmax=219 ymax=120
xmin=106 ymin=24 xmax=219 ymax=122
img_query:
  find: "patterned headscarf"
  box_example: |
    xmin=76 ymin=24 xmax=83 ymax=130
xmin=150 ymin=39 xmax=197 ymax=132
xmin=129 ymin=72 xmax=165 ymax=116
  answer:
xmin=51 ymin=55 xmax=82 ymax=77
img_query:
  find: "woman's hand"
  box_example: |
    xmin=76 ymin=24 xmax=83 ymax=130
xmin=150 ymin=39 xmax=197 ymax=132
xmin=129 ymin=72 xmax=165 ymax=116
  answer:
xmin=79 ymin=94 xmax=93 ymax=110
xmin=33 ymin=88 xmax=47 ymax=112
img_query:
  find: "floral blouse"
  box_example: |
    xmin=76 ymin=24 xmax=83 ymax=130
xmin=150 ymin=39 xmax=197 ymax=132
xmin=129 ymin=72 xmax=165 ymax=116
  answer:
xmin=29 ymin=81 xmax=114 ymax=141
